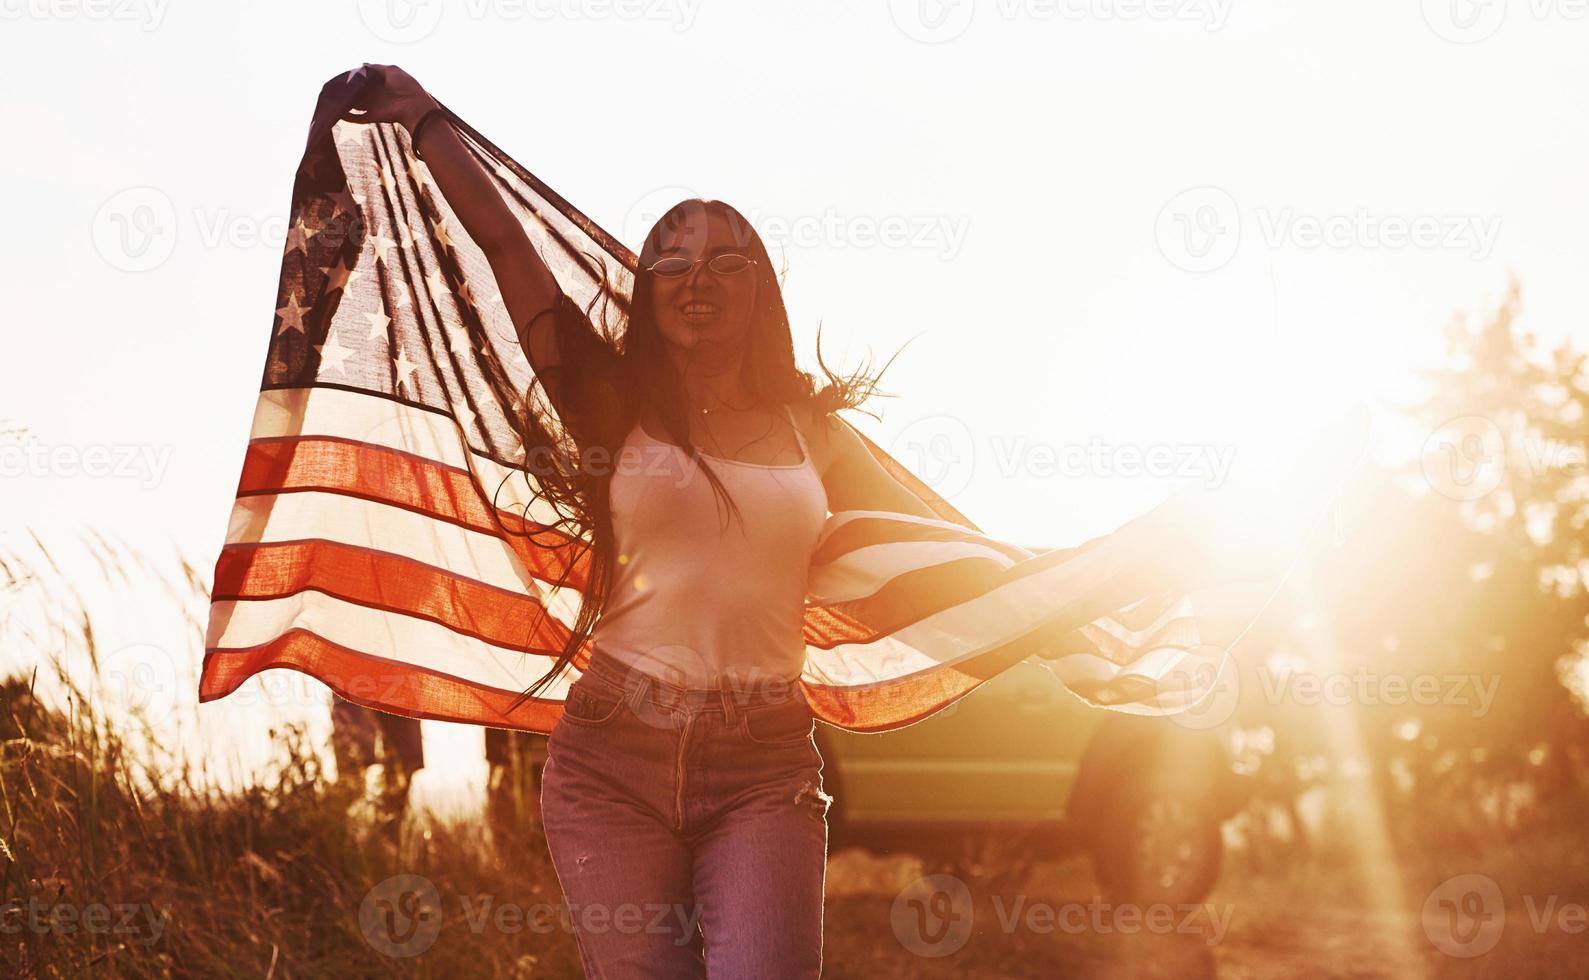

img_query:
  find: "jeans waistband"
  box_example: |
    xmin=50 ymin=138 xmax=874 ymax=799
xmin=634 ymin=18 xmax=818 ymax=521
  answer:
xmin=580 ymin=649 xmax=808 ymax=719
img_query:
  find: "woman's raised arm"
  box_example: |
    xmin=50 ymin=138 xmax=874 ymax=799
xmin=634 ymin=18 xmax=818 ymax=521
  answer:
xmin=356 ymin=64 xmax=590 ymax=409
xmin=812 ymin=411 xmax=942 ymax=519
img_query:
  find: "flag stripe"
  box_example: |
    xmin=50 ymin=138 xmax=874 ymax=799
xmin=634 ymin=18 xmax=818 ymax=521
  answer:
xmin=236 ymin=434 xmax=590 ymax=588
xmin=244 ymin=386 xmax=566 ymax=528
xmin=200 ymin=629 xmax=574 ymax=732
xmin=806 ymin=539 xmax=1025 ymax=603
xmin=808 ymin=520 xmax=1130 ymax=659
xmin=220 ymin=490 xmax=562 ymax=600
xmin=212 ymin=538 xmax=574 ymax=654
xmin=207 ymin=591 xmax=571 ymax=696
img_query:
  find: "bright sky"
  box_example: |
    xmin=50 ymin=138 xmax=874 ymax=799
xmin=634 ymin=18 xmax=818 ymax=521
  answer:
xmin=4 ymin=1 xmax=1587 ymax=795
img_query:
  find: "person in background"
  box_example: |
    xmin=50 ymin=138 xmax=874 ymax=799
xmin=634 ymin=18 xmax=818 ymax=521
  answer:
xmin=484 ymin=727 xmax=547 ymax=844
xmin=329 ymin=698 xmax=424 ymax=837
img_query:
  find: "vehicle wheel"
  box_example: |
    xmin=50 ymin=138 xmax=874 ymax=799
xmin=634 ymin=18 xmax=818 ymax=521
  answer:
xmin=1091 ymin=786 xmax=1222 ymax=907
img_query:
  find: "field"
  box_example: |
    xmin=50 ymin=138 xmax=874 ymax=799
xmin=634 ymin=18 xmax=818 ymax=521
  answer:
xmin=5 ymin=670 xmax=1587 ymax=979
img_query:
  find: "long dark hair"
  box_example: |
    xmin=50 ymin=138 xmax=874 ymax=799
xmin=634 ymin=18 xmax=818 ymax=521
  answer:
xmin=507 ymin=198 xmax=903 ymax=707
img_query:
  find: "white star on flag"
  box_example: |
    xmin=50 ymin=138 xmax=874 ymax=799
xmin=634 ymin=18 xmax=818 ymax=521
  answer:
xmin=431 ymin=216 xmax=455 ymax=251
xmin=314 ymin=328 xmax=355 ymax=379
xmin=407 ymin=157 xmax=433 ymax=188
xmin=275 ymin=292 xmax=309 ymax=335
xmin=393 ymin=345 xmax=419 ymax=394
xmin=364 ymin=309 xmax=392 ymax=341
xmin=334 ymin=123 xmax=364 ymax=151
xmin=425 ymin=270 xmax=450 ymax=303
xmin=368 ymin=233 xmax=399 ymax=264
xmin=284 ymin=216 xmax=319 ymax=257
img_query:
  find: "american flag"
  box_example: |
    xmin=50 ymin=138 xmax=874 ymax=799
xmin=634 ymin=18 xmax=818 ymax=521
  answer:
xmin=199 ymin=67 xmax=1364 ymax=735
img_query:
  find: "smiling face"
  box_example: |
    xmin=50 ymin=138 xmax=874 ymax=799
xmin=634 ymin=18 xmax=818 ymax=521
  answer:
xmin=647 ymin=207 xmax=761 ymax=362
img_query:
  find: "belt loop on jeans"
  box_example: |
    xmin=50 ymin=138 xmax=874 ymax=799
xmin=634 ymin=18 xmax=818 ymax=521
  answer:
xmin=717 ymin=676 xmax=737 ymax=726
xmin=626 ymin=667 xmax=652 ymax=711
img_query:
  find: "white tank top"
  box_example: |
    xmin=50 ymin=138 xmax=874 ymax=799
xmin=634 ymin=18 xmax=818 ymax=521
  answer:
xmin=589 ymin=404 xmax=829 ymax=687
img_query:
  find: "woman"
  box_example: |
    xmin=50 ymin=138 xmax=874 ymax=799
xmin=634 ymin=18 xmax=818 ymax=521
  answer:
xmin=359 ymin=64 xmax=940 ymax=978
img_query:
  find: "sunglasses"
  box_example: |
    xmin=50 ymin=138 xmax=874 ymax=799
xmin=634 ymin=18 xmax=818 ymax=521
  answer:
xmin=646 ymin=253 xmax=757 ymax=278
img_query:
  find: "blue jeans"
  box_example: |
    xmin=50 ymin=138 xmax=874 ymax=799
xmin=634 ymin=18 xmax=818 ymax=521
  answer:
xmin=539 ymin=651 xmax=833 ymax=978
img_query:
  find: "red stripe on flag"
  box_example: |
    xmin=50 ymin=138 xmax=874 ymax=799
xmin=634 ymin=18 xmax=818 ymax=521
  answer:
xmin=238 ymin=436 xmax=591 ymax=589
xmin=200 ymin=628 xmax=582 ymax=732
xmin=212 ymin=538 xmax=574 ymax=654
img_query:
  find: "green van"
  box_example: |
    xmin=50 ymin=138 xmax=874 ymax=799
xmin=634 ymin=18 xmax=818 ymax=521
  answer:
xmin=814 ymin=657 xmax=1250 ymax=906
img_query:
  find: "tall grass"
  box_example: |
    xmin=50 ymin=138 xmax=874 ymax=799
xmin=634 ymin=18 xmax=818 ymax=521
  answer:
xmin=1 ymin=667 xmax=592 ymax=977
xmin=0 ymin=531 xmax=588 ymax=977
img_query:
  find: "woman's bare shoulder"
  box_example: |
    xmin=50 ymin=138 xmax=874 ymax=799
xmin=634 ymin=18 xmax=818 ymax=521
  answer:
xmin=789 ymin=400 xmax=852 ymax=475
